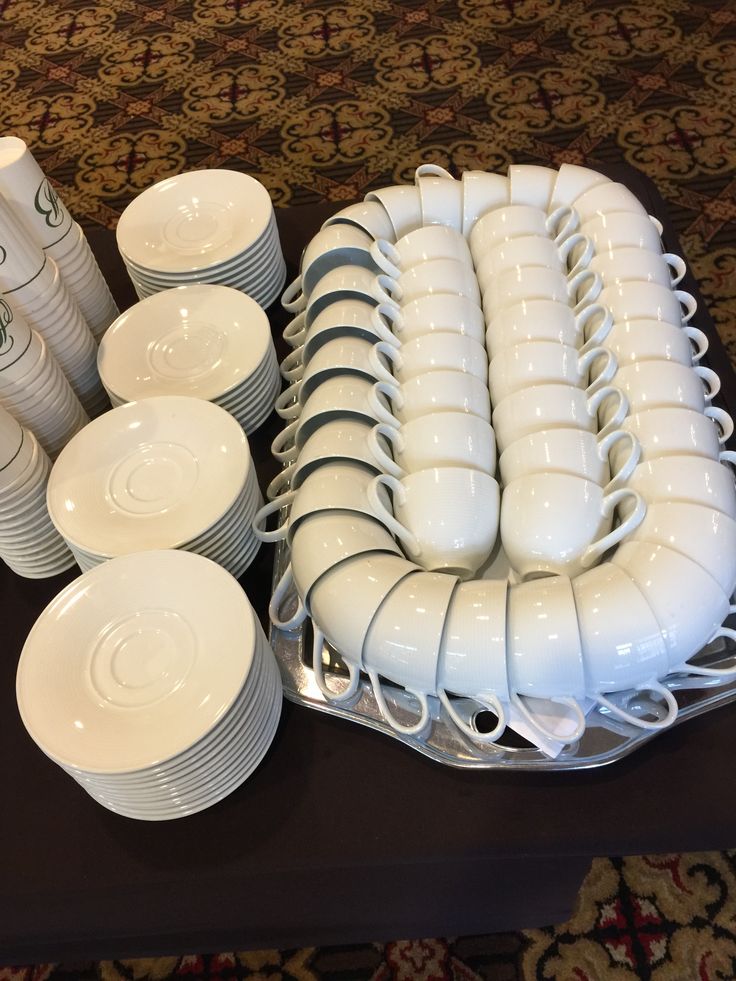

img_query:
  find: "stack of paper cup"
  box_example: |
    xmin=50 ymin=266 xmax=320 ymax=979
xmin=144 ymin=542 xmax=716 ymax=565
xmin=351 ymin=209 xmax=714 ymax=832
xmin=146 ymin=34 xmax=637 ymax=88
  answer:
xmin=0 ymin=300 xmax=88 ymax=457
xmin=0 ymin=137 xmax=119 ymax=342
xmin=0 ymin=194 xmax=109 ymax=417
xmin=0 ymin=405 xmax=76 ymax=578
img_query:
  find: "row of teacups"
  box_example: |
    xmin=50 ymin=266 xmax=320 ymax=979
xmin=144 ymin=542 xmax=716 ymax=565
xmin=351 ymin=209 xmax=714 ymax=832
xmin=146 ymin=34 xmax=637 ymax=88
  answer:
xmin=0 ymin=137 xmax=119 ymax=341
xmin=0 ymin=404 xmax=76 ymax=578
xmin=97 ymin=284 xmax=282 ymax=435
xmin=116 ymin=170 xmax=287 ymax=311
xmin=46 ymin=396 xmax=263 ymax=581
xmin=0 ymin=299 xmax=88 ymax=458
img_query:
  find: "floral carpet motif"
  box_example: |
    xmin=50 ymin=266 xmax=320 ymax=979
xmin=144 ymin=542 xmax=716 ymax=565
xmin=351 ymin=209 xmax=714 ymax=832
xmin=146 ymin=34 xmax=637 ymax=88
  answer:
xmin=2 ymin=0 xmax=736 ymax=978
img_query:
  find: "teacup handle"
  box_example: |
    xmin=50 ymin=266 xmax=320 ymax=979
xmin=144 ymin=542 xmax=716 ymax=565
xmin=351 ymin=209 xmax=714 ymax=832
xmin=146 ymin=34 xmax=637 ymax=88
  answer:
xmin=367 ymin=668 xmax=431 ymax=737
xmin=588 ymin=384 xmax=629 ymax=437
xmin=370 ymin=239 xmax=403 ymax=280
xmin=269 ymin=563 xmax=307 ymax=631
xmin=312 ymin=626 xmax=362 ymax=703
xmin=437 ymin=688 xmax=506 ymax=744
xmin=675 ymin=606 xmax=736 ymax=676
xmin=594 ymin=680 xmax=679 ymax=730
xmin=509 ymin=691 xmax=586 ymax=744
xmin=546 ymin=204 xmax=579 ymax=244
xmin=577 ymin=303 xmax=613 ymax=352
xmin=252 ymin=490 xmax=297 ymax=543
xmin=580 ymin=345 xmax=617 ymax=390
xmin=559 ymin=232 xmax=593 ymax=276
xmin=371 ymin=303 xmax=403 ymax=347
xmin=368 ymin=380 xmax=402 ymax=428
xmin=683 ymin=324 xmax=709 ymax=362
xmin=368 ymin=340 xmax=402 ymax=386
xmin=582 ymin=488 xmax=646 ymax=567
xmin=415 ymin=163 xmax=454 ymax=181
xmin=719 ymin=450 xmax=736 ymax=470
xmin=649 ymin=214 xmax=664 ymax=236
xmin=283 ymin=311 xmax=307 ymax=349
xmin=271 ymin=419 xmax=299 ymax=462
xmin=274 ymin=380 xmax=303 ymax=420
xmin=600 ymin=429 xmax=641 ymax=489
xmin=281 ymin=275 xmax=306 ymax=313
xmin=368 ymin=423 xmax=406 ymax=479
xmin=267 ymin=464 xmax=296 ymax=500
xmin=280 ymin=346 xmax=304 ymax=382
xmin=707 ymin=406 xmax=734 ymax=444
xmin=367 ymin=473 xmax=420 ymax=556
xmin=663 ymin=252 xmax=687 ymax=286
xmin=674 ymin=289 xmax=697 ymax=323
xmin=372 ymin=273 xmax=403 ymax=306
xmin=694 ymin=365 xmax=720 ymax=401
xmin=569 ymin=268 xmax=602 ymax=310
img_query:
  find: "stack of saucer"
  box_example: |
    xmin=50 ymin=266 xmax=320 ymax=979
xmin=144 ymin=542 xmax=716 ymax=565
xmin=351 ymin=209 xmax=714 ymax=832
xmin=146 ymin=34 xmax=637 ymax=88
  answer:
xmin=16 ymin=549 xmax=283 ymax=820
xmin=47 ymin=396 xmax=263 ymax=579
xmin=115 ymin=170 xmax=286 ymax=311
xmin=0 ymin=301 xmax=88 ymax=458
xmin=0 ymin=406 xmax=76 ymax=579
xmin=97 ymin=284 xmax=281 ymax=434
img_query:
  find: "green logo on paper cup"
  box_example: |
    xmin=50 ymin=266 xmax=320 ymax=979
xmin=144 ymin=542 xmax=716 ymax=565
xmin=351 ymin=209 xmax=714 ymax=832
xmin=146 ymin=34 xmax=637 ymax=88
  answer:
xmin=34 ymin=178 xmax=65 ymax=228
xmin=0 ymin=245 xmax=6 ymax=265
xmin=0 ymin=300 xmax=14 ymax=354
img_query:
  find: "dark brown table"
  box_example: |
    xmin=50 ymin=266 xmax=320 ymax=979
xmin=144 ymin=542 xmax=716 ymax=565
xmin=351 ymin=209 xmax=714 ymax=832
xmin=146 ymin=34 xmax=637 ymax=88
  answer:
xmin=2 ymin=164 xmax=735 ymax=966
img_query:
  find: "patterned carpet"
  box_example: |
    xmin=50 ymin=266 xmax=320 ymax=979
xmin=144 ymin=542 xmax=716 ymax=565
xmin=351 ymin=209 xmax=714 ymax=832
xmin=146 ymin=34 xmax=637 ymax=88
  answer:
xmin=2 ymin=0 xmax=736 ymax=978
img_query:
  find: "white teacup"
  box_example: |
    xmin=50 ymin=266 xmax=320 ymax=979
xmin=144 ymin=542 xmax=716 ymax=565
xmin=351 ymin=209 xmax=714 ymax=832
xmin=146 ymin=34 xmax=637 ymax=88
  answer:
xmin=469 ymin=203 xmax=578 ymax=255
xmin=475 ymin=232 xmax=593 ymax=291
xmin=608 ymin=406 xmax=734 ymax=474
xmin=275 ymin=336 xmax=379 ymax=415
xmin=591 ymin=280 xmax=697 ymax=327
xmin=300 ymin=224 xmax=377 ymax=295
xmin=322 ymin=200 xmax=396 ymax=241
xmin=369 ymin=371 xmax=491 ymax=427
xmin=589 ymin=246 xmax=686 ymax=288
xmin=508 ymin=164 xmax=557 ymax=209
xmin=488 ymin=341 xmax=616 ymax=406
xmin=415 ymin=165 xmax=463 ymax=229
xmin=501 ymin=472 xmax=645 ymax=579
xmin=597 ymin=360 xmax=719 ymax=427
xmin=572 ymin=181 xmax=649 ymax=224
xmin=375 ymin=259 xmax=480 ymax=306
xmin=363 ymin=569 xmax=458 ymax=735
xmin=506 ymin=575 xmax=587 ymax=743
xmin=461 ymin=170 xmax=509 ymax=235
xmin=299 ymin=299 xmax=386 ymax=361
xmin=483 ymin=265 xmax=601 ymax=319
xmin=368 ymin=411 xmax=496 ymax=479
xmin=266 ymin=418 xmax=379 ymax=500
xmin=492 ymin=382 xmax=627 ymax=451
xmin=575 ymin=211 xmax=663 ymax=259
xmin=573 ymin=562 xmax=669 ymax=692
xmin=370 ymin=225 xmax=471 ymax=279
xmin=619 ymin=455 xmax=736 ymax=520
xmin=486 ymin=299 xmax=612 ymax=360
xmin=368 ymin=467 xmax=500 ymax=578
xmin=370 ymin=295 xmax=485 ymax=346
xmin=627 ymin=501 xmax=736 ymax=598
xmin=602 ymin=318 xmax=707 ymax=369
xmin=549 ymin=163 xmax=611 ymax=209
xmin=369 ymin=332 xmax=487 ymax=386
xmin=309 ymin=552 xmax=417 ymax=703
xmin=305 ymin=265 xmax=380 ymax=326
xmin=365 ymin=184 xmax=423 ymax=239
xmin=499 ymin=426 xmax=640 ymax=489
xmin=612 ymin=541 xmax=734 ymax=670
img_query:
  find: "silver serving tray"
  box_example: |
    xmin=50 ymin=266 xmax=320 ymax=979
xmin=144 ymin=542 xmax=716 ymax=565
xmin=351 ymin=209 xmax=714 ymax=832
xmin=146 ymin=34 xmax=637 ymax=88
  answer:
xmin=269 ymin=536 xmax=736 ymax=771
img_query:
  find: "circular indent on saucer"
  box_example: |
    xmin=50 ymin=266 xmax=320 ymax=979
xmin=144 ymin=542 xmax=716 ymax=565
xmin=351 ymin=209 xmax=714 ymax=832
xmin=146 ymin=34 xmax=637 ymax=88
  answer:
xmin=116 ymin=170 xmax=274 ymax=273
xmin=97 ymin=285 xmax=272 ymax=402
xmin=16 ymin=549 xmax=257 ymax=773
xmin=107 ymin=443 xmax=199 ymax=515
xmin=47 ymin=396 xmax=251 ymax=555
xmin=88 ymin=610 xmax=196 ymax=708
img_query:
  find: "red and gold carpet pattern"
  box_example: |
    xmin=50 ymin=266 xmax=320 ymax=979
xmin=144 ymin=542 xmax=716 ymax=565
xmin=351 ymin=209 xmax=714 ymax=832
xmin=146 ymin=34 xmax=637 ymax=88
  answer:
xmin=2 ymin=0 xmax=736 ymax=977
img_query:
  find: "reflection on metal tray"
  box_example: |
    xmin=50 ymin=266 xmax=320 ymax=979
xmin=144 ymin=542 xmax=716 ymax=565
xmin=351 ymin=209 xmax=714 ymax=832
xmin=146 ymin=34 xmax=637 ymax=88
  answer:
xmin=269 ymin=538 xmax=736 ymax=771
